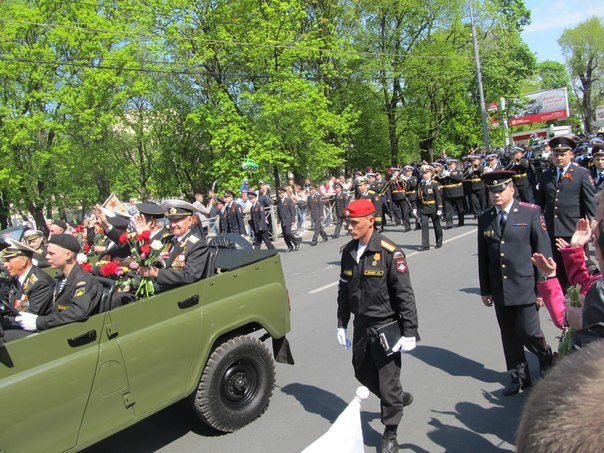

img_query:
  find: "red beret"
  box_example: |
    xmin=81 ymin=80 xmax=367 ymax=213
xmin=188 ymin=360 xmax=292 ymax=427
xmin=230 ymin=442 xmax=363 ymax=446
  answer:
xmin=344 ymin=199 xmax=375 ymax=218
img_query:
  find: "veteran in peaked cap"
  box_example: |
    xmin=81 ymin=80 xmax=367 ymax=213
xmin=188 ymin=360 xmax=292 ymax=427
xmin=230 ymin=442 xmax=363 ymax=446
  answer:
xmin=420 ymin=164 xmax=434 ymax=174
xmin=549 ymin=136 xmax=576 ymax=152
xmin=355 ymin=176 xmax=369 ymax=186
xmin=161 ymin=199 xmax=199 ymax=218
xmin=482 ymin=170 xmax=515 ymax=193
xmin=1 ymin=238 xmax=37 ymax=259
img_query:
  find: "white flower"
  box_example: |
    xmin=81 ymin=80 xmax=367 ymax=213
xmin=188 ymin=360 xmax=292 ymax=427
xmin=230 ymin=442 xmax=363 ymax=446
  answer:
xmin=76 ymin=253 xmax=88 ymax=264
xmin=150 ymin=240 xmax=163 ymax=251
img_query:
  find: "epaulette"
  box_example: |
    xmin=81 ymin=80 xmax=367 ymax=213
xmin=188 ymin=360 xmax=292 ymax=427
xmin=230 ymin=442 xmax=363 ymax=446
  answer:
xmin=27 ymin=274 xmax=38 ymax=285
xmin=381 ymin=239 xmax=397 ymax=253
xmin=367 ymin=189 xmax=376 ymax=194
xmin=188 ymin=234 xmax=200 ymax=245
xmin=519 ymin=202 xmax=539 ymax=209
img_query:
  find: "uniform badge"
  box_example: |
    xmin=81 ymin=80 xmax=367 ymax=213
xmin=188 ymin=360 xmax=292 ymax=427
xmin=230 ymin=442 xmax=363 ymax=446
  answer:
xmin=14 ymin=295 xmax=29 ymax=312
xmin=396 ymin=260 xmax=407 ymax=274
xmin=75 ymin=288 xmax=86 ymax=297
xmin=484 ymin=228 xmax=494 ymax=238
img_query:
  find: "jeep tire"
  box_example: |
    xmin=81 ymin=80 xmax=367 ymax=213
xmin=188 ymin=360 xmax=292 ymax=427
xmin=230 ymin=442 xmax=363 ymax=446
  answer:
xmin=193 ymin=335 xmax=275 ymax=432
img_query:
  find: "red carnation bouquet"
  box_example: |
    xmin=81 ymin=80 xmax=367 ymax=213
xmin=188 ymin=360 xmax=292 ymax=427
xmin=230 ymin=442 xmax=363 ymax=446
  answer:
xmin=97 ymin=259 xmax=132 ymax=290
xmin=120 ymin=230 xmax=165 ymax=298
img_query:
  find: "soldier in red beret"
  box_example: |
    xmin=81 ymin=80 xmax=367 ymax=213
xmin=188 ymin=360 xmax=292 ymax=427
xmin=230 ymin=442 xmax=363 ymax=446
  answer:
xmin=336 ymin=199 xmax=419 ymax=453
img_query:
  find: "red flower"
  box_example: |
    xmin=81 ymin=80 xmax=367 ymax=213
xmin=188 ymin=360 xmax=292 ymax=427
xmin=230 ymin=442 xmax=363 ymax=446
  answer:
xmin=80 ymin=262 xmax=92 ymax=273
xmin=140 ymin=244 xmax=151 ymax=254
xmin=140 ymin=230 xmax=151 ymax=242
xmin=563 ymin=173 xmax=572 ymax=180
xmin=83 ymin=244 xmax=91 ymax=254
xmin=99 ymin=260 xmax=120 ymax=277
xmin=119 ymin=233 xmax=129 ymax=244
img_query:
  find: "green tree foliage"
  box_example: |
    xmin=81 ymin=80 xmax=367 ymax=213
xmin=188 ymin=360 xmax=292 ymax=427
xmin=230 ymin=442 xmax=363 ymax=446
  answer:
xmin=559 ymin=16 xmax=604 ymax=132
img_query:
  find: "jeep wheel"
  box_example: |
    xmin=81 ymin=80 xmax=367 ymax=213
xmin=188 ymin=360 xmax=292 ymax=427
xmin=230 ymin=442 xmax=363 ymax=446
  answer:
xmin=193 ymin=335 xmax=275 ymax=432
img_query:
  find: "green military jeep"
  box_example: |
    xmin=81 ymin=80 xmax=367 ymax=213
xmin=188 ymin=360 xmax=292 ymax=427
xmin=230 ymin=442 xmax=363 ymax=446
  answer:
xmin=0 ymin=247 xmax=294 ymax=452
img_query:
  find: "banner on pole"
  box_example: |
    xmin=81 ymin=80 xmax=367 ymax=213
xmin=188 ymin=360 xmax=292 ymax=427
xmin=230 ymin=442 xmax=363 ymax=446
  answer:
xmin=509 ymin=88 xmax=569 ymax=126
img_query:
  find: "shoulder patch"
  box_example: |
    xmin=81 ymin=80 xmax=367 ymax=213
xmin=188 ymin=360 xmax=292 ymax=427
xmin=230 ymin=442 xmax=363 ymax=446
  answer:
xmin=519 ymin=202 xmax=539 ymax=209
xmin=381 ymin=239 xmax=396 ymax=253
xmin=188 ymin=235 xmax=200 ymax=245
xmin=74 ymin=288 xmax=86 ymax=297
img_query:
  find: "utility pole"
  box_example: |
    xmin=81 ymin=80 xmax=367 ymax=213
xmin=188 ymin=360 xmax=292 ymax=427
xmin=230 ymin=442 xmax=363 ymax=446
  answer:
xmin=469 ymin=0 xmax=490 ymax=153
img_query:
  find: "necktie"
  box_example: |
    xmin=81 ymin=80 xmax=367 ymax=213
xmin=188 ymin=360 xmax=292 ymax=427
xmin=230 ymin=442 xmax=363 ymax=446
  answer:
xmin=499 ymin=211 xmax=506 ymax=231
xmin=558 ymin=170 xmax=564 ymax=184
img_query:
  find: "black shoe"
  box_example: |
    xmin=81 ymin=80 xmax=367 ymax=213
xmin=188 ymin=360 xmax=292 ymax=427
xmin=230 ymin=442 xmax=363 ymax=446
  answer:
xmin=321 ymin=237 xmax=328 ymax=242
xmin=539 ymin=346 xmax=554 ymax=377
xmin=381 ymin=426 xmax=398 ymax=453
xmin=284 ymin=248 xmax=294 ymax=253
xmin=310 ymin=241 xmax=317 ymax=246
xmin=420 ymin=246 xmax=430 ymax=251
xmin=294 ymin=243 xmax=300 ymax=251
xmin=502 ymin=380 xmax=521 ymax=396
xmin=435 ymin=243 xmax=442 ymax=249
xmin=402 ymin=391 xmax=413 ymax=407
xmin=331 ymin=235 xmax=339 ymax=239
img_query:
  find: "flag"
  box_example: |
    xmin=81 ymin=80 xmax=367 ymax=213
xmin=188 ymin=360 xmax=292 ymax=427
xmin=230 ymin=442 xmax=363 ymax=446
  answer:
xmin=102 ymin=193 xmax=131 ymax=217
xmin=302 ymin=386 xmax=369 ymax=453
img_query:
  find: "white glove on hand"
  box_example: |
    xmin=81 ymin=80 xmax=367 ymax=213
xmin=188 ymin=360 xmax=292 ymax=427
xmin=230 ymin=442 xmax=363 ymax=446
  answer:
xmin=392 ymin=336 xmax=416 ymax=353
xmin=436 ymin=210 xmax=442 ymax=217
xmin=336 ymin=328 xmax=351 ymax=350
xmin=15 ymin=312 xmax=38 ymax=331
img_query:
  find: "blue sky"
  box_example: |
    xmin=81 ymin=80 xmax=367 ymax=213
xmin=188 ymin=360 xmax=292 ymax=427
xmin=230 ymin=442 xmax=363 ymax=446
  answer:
xmin=521 ymin=0 xmax=604 ymax=63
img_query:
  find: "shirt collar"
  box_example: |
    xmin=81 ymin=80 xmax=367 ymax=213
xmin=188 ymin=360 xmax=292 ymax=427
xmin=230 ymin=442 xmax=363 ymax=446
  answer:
xmin=18 ymin=266 xmax=33 ymax=286
xmin=559 ymin=162 xmax=572 ymax=174
xmin=498 ymin=200 xmax=513 ymax=216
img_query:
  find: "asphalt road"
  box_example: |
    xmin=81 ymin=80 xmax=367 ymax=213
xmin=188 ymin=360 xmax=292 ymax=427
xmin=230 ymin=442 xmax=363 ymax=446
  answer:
xmin=87 ymin=219 xmax=560 ymax=452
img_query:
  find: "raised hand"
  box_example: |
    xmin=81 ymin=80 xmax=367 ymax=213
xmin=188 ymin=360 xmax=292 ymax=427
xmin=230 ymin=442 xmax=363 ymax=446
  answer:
xmin=570 ymin=218 xmax=592 ymax=247
xmin=531 ymin=253 xmax=557 ymax=276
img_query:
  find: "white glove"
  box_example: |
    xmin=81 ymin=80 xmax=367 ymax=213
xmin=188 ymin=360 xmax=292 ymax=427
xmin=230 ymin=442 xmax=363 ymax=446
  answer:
xmin=436 ymin=210 xmax=442 ymax=216
xmin=336 ymin=328 xmax=351 ymax=350
xmin=392 ymin=336 xmax=416 ymax=353
xmin=412 ymin=209 xmax=417 ymax=217
xmin=15 ymin=312 xmax=38 ymax=331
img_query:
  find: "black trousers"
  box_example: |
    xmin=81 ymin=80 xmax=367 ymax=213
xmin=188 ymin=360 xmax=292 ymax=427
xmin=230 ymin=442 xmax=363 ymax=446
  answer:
xmin=281 ymin=223 xmax=299 ymax=250
xmin=352 ymin=320 xmax=404 ymax=426
xmin=333 ymin=216 xmax=346 ymax=237
xmin=494 ymin=303 xmax=550 ymax=371
xmin=514 ymin=182 xmax=530 ymax=203
xmin=470 ymin=189 xmax=487 ymax=216
xmin=311 ymin=216 xmax=328 ymax=243
xmin=443 ymin=196 xmax=465 ymax=227
xmin=252 ymin=230 xmax=274 ymax=249
xmin=420 ymin=212 xmax=442 ymax=248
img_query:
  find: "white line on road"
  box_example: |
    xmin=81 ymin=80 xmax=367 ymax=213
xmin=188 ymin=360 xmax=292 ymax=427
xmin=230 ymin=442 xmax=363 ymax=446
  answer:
xmin=307 ymin=229 xmax=477 ymax=294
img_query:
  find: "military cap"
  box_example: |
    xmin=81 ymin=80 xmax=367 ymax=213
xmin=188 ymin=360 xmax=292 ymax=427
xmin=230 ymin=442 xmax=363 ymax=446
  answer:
xmin=216 ymin=197 xmax=226 ymax=204
xmin=136 ymin=202 xmax=164 ymax=219
xmin=432 ymin=162 xmax=443 ymax=167
xmin=482 ymin=170 xmax=515 ymax=193
xmin=161 ymin=199 xmax=199 ymax=218
xmin=403 ymin=165 xmax=414 ymax=171
xmin=333 ymin=182 xmax=343 ymax=189
xmin=247 ymin=191 xmax=257 ymax=198
xmin=276 ymin=187 xmax=286 ymax=194
xmin=343 ymin=199 xmax=375 ymax=218
xmin=48 ymin=233 xmax=81 ymax=254
xmin=224 ymin=190 xmax=235 ymax=198
xmin=355 ymin=177 xmax=369 ymax=185
xmin=50 ymin=219 xmax=68 ymax=231
xmin=107 ymin=214 xmax=130 ymax=230
xmin=420 ymin=165 xmax=434 ymax=173
xmin=486 ymin=154 xmax=499 ymax=161
xmin=512 ymin=146 xmax=524 ymax=154
xmin=549 ymin=136 xmax=576 ymax=152
xmin=592 ymin=145 xmax=604 ymax=157
xmin=446 ymin=158 xmax=458 ymax=164
xmin=1 ymin=238 xmax=36 ymax=259
xmin=365 ymin=172 xmax=376 ymax=178
xmin=391 ymin=167 xmax=401 ymax=172
xmin=23 ymin=229 xmax=45 ymax=239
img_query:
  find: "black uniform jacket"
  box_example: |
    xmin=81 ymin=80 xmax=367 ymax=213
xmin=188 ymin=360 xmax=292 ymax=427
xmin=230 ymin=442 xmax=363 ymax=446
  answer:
xmin=333 ymin=191 xmax=350 ymax=217
xmin=359 ymin=190 xmax=382 ymax=226
xmin=36 ymin=263 xmax=102 ymax=330
xmin=590 ymin=168 xmax=604 ymax=193
xmin=439 ymin=169 xmax=464 ymax=198
xmin=249 ymin=202 xmax=268 ymax=232
xmin=220 ymin=203 xmax=246 ymax=235
xmin=307 ymin=193 xmax=324 ymax=220
xmin=478 ymin=200 xmax=552 ymax=307
xmin=8 ymin=265 xmax=55 ymax=315
xmin=277 ymin=197 xmax=296 ymax=225
xmin=403 ymin=176 xmax=418 ymax=202
xmin=105 ymin=225 xmax=132 ymax=260
xmin=337 ymin=231 xmax=418 ymax=338
xmin=157 ymin=230 xmax=208 ymax=291
xmin=417 ymin=180 xmax=442 ymax=214
xmin=536 ymin=163 xmax=596 ymax=237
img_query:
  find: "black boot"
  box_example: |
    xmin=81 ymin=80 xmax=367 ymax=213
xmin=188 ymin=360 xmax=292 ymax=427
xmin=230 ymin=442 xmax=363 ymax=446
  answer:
xmin=539 ymin=346 xmax=554 ymax=377
xmin=381 ymin=425 xmax=399 ymax=453
xmin=402 ymin=391 xmax=413 ymax=407
xmin=518 ymin=362 xmax=532 ymax=390
xmin=502 ymin=367 xmax=520 ymax=396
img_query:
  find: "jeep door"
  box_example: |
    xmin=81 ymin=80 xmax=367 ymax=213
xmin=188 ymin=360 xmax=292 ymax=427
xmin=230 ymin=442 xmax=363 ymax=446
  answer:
xmin=104 ymin=283 xmax=205 ymax=416
xmin=0 ymin=314 xmax=106 ymax=453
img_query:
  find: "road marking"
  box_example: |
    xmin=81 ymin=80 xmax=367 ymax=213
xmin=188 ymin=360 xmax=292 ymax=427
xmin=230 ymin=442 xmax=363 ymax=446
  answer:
xmin=307 ymin=229 xmax=477 ymax=294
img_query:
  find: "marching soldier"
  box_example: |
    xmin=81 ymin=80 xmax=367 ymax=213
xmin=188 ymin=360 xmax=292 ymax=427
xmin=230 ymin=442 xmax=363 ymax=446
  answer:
xmin=220 ymin=190 xmax=246 ymax=236
xmin=336 ymin=198 xmax=419 ymax=453
xmin=276 ymin=187 xmax=300 ymax=252
xmin=248 ymin=191 xmax=274 ymax=250
xmin=535 ymin=136 xmax=597 ymax=289
xmin=477 ymin=171 xmax=554 ymax=395
xmin=509 ymin=147 xmax=531 ymax=202
xmin=417 ymin=165 xmax=443 ymax=251
xmin=590 ymin=145 xmax=604 ymax=193
xmin=374 ymin=170 xmax=392 ymax=228
xmin=357 ymin=177 xmax=383 ymax=230
xmin=439 ymin=159 xmax=465 ymax=228
xmin=401 ymin=166 xmax=420 ymax=231
xmin=332 ymin=182 xmax=349 ymax=238
xmin=465 ymin=155 xmax=487 ymax=218
xmin=308 ymin=184 xmax=329 ymax=246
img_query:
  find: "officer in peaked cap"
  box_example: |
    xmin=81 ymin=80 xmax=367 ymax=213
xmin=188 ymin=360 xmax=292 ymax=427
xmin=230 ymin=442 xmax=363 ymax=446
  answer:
xmin=336 ymin=198 xmax=418 ymax=453
xmin=22 ymin=229 xmax=50 ymax=268
xmin=332 ymin=181 xmax=350 ymax=238
xmin=591 ymin=145 xmax=604 ymax=192
xmin=276 ymin=187 xmax=300 ymax=252
xmin=248 ymin=191 xmax=274 ymax=250
xmin=509 ymin=147 xmax=531 ymax=202
xmin=477 ymin=171 xmax=554 ymax=395
xmin=0 ymin=239 xmax=55 ymax=336
xmin=535 ymin=135 xmax=596 ymax=289
xmin=439 ymin=158 xmax=465 ymax=228
xmin=417 ymin=165 xmax=443 ymax=250
xmin=135 ymin=202 xmax=172 ymax=243
xmin=219 ymin=190 xmax=246 ymax=236
xmin=134 ymin=199 xmax=208 ymax=293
